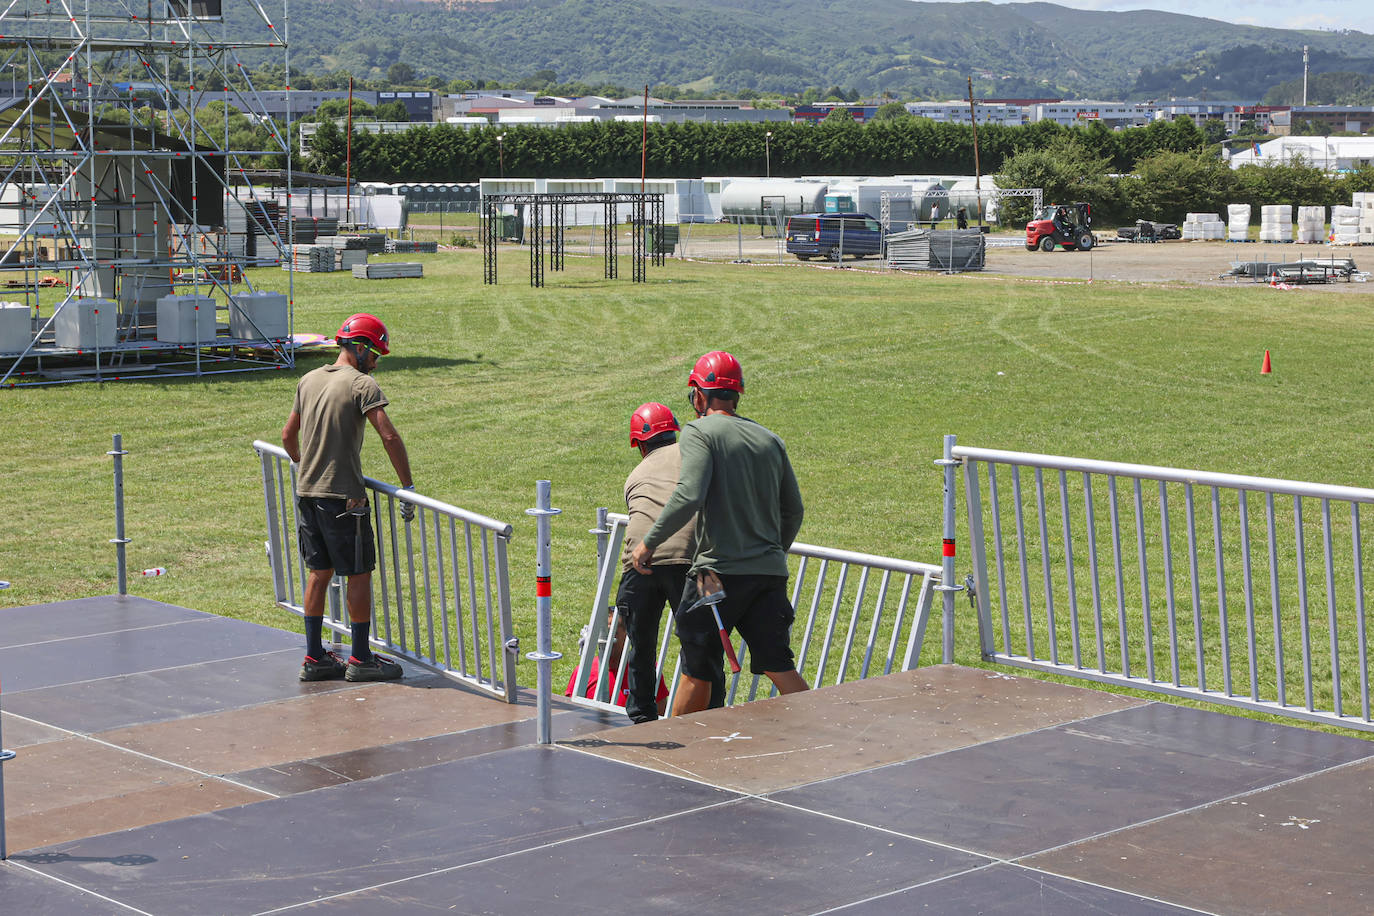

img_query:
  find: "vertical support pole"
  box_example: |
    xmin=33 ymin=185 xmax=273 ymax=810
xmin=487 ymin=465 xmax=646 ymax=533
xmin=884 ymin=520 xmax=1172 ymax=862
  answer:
xmin=109 ymin=433 xmax=130 ymax=595
xmin=526 ymin=481 xmax=562 ymax=745
xmin=0 ymin=677 xmax=13 ymax=861
xmin=934 ymin=434 xmax=965 ymax=664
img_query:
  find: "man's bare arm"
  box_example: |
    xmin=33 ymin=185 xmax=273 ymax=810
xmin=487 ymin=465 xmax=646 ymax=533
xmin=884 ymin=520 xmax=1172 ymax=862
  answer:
xmin=282 ymin=410 xmax=302 ymax=463
xmin=366 ymin=406 xmax=413 ymax=488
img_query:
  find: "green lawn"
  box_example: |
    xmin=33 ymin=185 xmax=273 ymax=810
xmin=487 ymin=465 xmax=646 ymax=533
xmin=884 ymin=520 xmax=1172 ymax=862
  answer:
xmin=6 ymin=248 xmax=1374 ymax=727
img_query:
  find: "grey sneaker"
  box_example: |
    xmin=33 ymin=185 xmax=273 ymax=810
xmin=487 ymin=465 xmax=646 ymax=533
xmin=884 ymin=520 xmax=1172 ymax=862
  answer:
xmin=345 ymin=654 xmax=403 ymax=682
xmin=300 ymin=651 xmax=346 ymax=682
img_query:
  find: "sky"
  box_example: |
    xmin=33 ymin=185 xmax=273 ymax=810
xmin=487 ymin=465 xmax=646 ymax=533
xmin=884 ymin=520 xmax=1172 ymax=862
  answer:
xmin=986 ymin=1 xmax=1374 ymax=36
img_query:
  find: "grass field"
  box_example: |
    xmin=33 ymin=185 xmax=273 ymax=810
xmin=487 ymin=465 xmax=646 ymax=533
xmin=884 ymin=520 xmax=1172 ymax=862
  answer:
xmin=7 ymin=247 xmax=1374 ymax=724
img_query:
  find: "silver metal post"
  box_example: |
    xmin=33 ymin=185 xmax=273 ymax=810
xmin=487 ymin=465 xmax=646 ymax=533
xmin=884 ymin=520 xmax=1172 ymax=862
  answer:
xmin=108 ymin=433 xmax=129 ymax=595
xmin=1 ymin=677 xmax=14 ymax=860
xmin=934 ymin=435 xmax=964 ymax=664
xmin=526 ymin=481 xmax=562 ymax=744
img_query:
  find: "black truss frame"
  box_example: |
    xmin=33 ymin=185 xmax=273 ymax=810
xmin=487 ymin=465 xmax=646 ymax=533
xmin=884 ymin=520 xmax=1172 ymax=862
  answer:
xmin=482 ymin=192 xmax=664 ymax=288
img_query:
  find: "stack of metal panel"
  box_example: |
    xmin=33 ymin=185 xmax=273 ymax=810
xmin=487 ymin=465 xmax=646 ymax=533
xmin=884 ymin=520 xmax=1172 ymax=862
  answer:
xmin=284 ymin=244 xmax=336 ymax=272
xmin=335 ymin=249 xmax=367 ymax=269
xmin=352 ymin=262 xmax=423 ymax=279
xmin=384 ymin=239 xmax=439 ymax=254
xmin=884 ymin=228 xmax=931 ymax=269
xmin=885 ymin=229 xmax=986 ymax=271
xmin=325 ymin=235 xmax=373 ymax=251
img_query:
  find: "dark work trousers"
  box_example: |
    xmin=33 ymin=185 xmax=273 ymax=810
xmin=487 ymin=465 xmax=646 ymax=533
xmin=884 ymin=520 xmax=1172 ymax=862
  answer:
xmin=616 ymin=563 xmax=688 ymax=722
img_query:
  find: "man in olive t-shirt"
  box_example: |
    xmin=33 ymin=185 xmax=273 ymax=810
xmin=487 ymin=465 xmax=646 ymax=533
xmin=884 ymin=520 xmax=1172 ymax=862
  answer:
xmin=632 ymin=351 xmax=807 ymax=716
xmin=282 ymin=313 xmax=413 ymax=683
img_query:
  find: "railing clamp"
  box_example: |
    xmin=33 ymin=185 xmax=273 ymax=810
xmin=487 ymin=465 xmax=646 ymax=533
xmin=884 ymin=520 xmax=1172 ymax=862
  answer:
xmin=504 ymin=637 xmax=521 ymax=653
xmin=933 ymin=457 xmax=961 ymax=467
xmin=933 ymin=582 xmax=965 ymax=593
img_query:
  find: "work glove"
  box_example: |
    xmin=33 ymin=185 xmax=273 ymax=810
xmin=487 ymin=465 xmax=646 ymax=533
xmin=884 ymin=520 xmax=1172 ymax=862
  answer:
xmin=399 ymin=486 xmax=416 ymax=523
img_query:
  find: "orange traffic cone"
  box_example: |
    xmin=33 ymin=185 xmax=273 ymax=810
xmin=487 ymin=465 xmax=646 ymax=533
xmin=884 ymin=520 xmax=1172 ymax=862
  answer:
xmin=1261 ymin=350 xmax=1272 ymax=375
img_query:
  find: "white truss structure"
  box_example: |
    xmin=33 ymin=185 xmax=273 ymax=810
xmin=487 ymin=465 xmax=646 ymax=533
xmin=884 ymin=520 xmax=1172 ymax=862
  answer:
xmin=0 ymin=0 xmax=295 ymax=386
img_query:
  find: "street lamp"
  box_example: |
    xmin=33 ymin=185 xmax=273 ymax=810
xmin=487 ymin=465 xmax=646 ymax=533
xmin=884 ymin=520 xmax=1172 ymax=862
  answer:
xmin=496 ymin=133 xmax=505 ymax=179
xmin=765 ymin=130 xmax=772 ymax=178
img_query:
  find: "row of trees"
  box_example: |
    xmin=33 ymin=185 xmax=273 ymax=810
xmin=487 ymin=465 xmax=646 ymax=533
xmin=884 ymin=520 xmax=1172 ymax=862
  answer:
xmin=304 ymin=116 xmax=1213 ymax=184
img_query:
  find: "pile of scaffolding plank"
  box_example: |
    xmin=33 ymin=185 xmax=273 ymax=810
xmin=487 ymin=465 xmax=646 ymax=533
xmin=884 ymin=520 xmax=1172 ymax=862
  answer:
xmin=335 ymin=249 xmax=367 ymax=270
xmin=352 ymin=262 xmax=423 ymax=279
xmin=384 ymin=239 xmax=439 ymax=254
xmin=285 ymin=244 xmax=336 ymax=272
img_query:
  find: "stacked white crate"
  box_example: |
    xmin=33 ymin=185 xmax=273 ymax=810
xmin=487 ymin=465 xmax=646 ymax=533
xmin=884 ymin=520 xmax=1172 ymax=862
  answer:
xmin=1260 ymin=205 xmax=1292 ymax=242
xmin=0 ymin=301 xmax=31 ymax=354
xmin=155 ymin=294 xmax=217 ymax=344
xmin=1182 ymin=212 xmax=1224 ymax=240
xmin=1296 ymin=206 xmax=1326 ymax=243
xmin=1226 ymin=204 xmax=1251 ymax=241
xmin=228 ymin=291 xmax=289 ymax=340
xmin=1331 ymin=205 xmax=1361 ymax=245
xmin=54 ymin=298 xmax=117 ymax=350
xmin=1355 ymin=192 xmax=1374 ymax=244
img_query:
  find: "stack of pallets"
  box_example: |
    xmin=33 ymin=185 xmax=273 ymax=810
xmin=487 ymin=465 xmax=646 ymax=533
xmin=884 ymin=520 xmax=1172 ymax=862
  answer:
xmin=352 ymin=262 xmax=423 ymax=280
xmin=284 ymin=245 xmax=336 ymax=272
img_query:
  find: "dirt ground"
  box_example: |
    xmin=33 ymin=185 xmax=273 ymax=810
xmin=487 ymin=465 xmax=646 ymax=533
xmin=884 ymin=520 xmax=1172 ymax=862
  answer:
xmin=658 ymin=229 xmax=1372 ymax=293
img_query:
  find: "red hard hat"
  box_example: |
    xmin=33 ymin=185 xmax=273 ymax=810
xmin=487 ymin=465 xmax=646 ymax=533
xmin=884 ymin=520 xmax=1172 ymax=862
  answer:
xmin=630 ymin=402 xmax=680 ymax=447
xmin=688 ymin=350 xmax=743 ymax=393
xmin=335 ymin=313 xmax=390 ymax=355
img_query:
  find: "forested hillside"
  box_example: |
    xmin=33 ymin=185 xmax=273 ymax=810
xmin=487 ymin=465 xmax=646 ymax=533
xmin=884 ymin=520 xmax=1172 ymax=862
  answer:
xmin=241 ymin=0 xmax=1374 ymax=100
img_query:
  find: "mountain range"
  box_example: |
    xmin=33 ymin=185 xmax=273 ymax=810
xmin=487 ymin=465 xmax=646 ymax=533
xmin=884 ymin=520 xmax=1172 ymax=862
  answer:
xmin=262 ymin=0 xmax=1374 ymax=101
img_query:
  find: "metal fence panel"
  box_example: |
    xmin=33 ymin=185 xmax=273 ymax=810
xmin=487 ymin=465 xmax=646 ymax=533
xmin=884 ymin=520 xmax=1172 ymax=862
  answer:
xmin=567 ymin=511 xmax=942 ymax=717
xmin=253 ymin=440 xmax=518 ymax=702
xmin=955 ymin=442 xmax=1374 ymax=732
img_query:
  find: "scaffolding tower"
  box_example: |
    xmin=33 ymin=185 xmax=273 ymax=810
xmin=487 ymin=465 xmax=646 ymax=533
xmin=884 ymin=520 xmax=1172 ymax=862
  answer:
xmin=0 ymin=0 xmax=295 ymax=386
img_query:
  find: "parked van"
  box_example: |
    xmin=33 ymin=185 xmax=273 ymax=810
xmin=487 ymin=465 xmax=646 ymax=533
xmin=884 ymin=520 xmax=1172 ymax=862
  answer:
xmin=785 ymin=212 xmax=883 ymax=260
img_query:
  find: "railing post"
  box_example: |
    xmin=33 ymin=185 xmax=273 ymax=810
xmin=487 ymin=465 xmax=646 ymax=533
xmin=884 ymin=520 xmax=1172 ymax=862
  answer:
xmin=108 ymin=433 xmax=130 ymax=596
xmin=526 ymin=481 xmax=562 ymax=745
xmin=934 ymin=434 xmax=965 ymax=664
xmin=1 ymin=675 xmax=14 ymax=860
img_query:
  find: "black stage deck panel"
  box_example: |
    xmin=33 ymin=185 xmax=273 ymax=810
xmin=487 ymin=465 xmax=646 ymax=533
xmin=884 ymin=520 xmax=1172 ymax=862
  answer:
xmin=1 ymin=596 xmax=1371 ymax=915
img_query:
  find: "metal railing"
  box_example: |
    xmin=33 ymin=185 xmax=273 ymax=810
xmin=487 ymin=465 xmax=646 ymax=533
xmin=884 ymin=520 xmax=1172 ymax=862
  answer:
xmin=569 ymin=509 xmax=943 ymax=716
xmin=954 ymin=438 xmax=1374 ymax=732
xmin=253 ymin=441 xmax=519 ymax=702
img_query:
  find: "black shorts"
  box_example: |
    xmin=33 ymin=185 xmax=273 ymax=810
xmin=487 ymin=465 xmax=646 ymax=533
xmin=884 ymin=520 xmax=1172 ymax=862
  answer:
xmin=676 ymin=572 xmax=796 ymax=684
xmin=298 ymin=496 xmax=375 ymax=577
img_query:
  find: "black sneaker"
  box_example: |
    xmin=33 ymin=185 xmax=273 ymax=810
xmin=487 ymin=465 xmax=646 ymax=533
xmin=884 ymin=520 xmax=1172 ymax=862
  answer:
xmin=345 ymin=653 xmax=403 ymax=682
xmin=300 ymin=651 xmax=346 ymax=682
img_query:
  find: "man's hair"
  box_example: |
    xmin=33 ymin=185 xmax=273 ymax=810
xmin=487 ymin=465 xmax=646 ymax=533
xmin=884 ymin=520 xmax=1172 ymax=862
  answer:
xmin=699 ymin=387 xmax=739 ymax=405
xmin=641 ymin=430 xmax=677 ymax=452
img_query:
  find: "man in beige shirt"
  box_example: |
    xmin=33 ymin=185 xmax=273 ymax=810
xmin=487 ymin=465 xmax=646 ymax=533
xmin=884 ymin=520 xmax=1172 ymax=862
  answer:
xmin=282 ymin=312 xmax=413 ymax=683
xmin=618 ymin=402 xmax=696 ymax=723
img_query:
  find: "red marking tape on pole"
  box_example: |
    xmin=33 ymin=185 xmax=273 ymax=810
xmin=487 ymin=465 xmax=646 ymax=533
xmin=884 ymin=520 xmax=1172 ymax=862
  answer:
xmin=942 ymin=538 xmax=956 ymax=557
xmin=536 ymin=575 xmax=551 ymax=597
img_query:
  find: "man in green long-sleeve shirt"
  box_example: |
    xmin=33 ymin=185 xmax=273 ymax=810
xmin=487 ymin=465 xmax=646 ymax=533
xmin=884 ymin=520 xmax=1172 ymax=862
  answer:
xmin=632 ymin=350 xmax=808 ymax=715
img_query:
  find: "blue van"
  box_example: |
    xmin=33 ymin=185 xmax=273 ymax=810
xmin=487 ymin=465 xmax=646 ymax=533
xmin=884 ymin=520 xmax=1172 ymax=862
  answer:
xmin=785 ymin=212 xmax=883 ymax=261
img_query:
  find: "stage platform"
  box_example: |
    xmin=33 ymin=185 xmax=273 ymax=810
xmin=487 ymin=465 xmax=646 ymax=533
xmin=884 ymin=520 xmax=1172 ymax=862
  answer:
xmin=1 ymin=595 xmax=1371 ymax=914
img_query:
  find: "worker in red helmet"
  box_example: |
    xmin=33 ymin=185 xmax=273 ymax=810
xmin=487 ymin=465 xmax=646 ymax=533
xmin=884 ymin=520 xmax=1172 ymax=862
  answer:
xmin=281 ymin=312 xmax=414 ymax=683
xmin=632 ymin=351 xmax=808 ymax=715
xmin=608 ymin=402 xmax=696 ymax=722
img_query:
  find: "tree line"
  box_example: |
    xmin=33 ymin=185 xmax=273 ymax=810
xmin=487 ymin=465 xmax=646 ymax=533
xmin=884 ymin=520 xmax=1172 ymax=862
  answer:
xmin=304 ymin=115 xmax=1210 ymax=183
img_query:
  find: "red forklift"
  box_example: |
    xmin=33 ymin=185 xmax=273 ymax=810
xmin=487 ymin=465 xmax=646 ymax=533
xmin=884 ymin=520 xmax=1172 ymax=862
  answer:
xmin=1026 ymin=202 xmax=1095 ymax=251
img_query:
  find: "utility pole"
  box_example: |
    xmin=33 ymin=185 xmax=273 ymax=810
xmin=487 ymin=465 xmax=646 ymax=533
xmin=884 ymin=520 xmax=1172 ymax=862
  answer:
xmin=1302 ymin=45 xmax=1309 ymax=106
xmin=967 ymin=77 xmax=983 ymax=228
